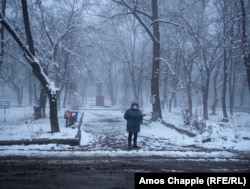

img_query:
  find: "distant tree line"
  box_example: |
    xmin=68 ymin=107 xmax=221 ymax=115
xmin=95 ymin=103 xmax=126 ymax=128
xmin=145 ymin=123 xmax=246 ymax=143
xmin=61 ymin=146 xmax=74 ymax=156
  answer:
xmin=0 ymin=0 xmax=249 ymax=132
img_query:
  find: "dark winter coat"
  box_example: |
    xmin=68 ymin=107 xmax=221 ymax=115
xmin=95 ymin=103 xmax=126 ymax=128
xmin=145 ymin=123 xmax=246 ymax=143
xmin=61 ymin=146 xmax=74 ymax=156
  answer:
xmin=124 ymin=108 xmax=143 ymax=133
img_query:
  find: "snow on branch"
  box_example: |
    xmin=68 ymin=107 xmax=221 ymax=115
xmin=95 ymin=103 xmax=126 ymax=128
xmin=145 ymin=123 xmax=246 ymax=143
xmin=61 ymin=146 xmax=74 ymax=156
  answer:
xmin=0 ymin=13 xmax=33 ymax=59
xmin=60 ymin=45 xmax=91 ymax=70
xmin=111 ymin=0 xmax=152 ymax=19
xmin=132 ymin=64 xmax=151 ymax=80
xmin=157 ymin=57 xmax=176 ymax=76
xmin=0 ymin=13 xmax=58 ymax=95
xmin=149 ymin=19 xmax=182 ymax=28
xmin=112 ymin=0 xmax=158 ymax=43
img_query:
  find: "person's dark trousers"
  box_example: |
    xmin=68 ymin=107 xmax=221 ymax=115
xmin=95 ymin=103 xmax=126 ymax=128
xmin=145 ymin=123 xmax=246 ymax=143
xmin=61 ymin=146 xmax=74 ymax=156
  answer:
xmin=128 ymin=132 xmax=138 ymax=148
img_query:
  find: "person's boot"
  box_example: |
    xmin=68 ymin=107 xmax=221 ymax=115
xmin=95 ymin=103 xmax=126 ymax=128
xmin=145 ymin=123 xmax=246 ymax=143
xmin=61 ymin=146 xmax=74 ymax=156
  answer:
xmin=133 ymin=139 xmax=139 ymax=149
xmin=128 ymin=132 xmax=132 ymax=149
xmin=133 ymin=133 xmax=139 ymax=148
xmin=133 ymin=142 xmax=139 ymax=149
xmin=128 ymin=142 xmax=132 ymax=149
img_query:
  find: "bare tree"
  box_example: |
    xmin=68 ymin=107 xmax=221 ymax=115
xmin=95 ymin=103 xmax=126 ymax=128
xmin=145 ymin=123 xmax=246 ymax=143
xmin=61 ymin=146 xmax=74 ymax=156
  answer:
xmin=0 ymin=0 xmax=6 ymax=71
xmin=211 ymin=62 xmax=221 ymax=115
xmin=117 ymin=16 xmax=148 ymax=105
xmin=240 ymin=0 xmax=250 ymax=93
xmin=21 ymin=0 xmax=47 ymax=119
xmin=113 ymin=0 xmax=162 ymax=120
xmin=0 ymin=49 xmax=28 ymax=106
xmin=219 ymin=0 xmax=234 ymax=121
xmin=180 ymin=1 xmax=223 ymax=120
xmin=0 ymin=0 xmax=60 ymax=132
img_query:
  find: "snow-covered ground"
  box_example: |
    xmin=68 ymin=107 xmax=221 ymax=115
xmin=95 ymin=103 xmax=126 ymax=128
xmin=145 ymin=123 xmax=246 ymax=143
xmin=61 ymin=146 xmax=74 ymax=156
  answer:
xmin=0 ymin=105 xmax=250 ymax=158
xmin=0 ymin=106 xmax=79 ymax=140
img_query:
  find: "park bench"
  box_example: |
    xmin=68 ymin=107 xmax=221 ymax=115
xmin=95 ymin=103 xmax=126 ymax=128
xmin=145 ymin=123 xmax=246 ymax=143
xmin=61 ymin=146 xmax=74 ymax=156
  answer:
xmin=0 ymin=100 xmax=10 ymax=109
xmin=64 ymin=110 xmax=78 ymax=127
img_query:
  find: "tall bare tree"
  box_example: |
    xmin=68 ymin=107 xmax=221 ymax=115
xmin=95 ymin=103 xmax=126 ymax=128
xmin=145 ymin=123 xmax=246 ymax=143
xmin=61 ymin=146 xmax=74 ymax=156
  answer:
xmin=113 ymin=0 xmax=162 ymax=120
xmin=240 ymin=0 xmax=250 ymax=93
xmin=22 ymin=0 xmax=46 ymax=119
xmin=0 ymin=0 xmax=6 ymax=71
xmin=0 ymin=0 xmax=60 ymax=132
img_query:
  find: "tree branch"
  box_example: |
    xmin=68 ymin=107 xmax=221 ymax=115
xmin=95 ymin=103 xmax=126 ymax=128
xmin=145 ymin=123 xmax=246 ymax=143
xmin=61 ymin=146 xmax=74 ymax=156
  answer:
xmin=0 ymin=13 xmax=34 ymax=60
xmin=0 ymin=13 xmax=53 ymax=92
xmin=113 ymin=0 xmax=157 ymax=43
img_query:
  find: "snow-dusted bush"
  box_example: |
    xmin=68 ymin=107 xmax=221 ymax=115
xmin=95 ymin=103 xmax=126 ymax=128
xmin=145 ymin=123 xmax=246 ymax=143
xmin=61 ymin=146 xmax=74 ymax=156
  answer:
xmin=190 ymin=111 xmax=206 ymax=134
xmin=182 ymin=107 xmax=191 ymax=125
xmin=194 ymin=120 xmax=238 ymax=144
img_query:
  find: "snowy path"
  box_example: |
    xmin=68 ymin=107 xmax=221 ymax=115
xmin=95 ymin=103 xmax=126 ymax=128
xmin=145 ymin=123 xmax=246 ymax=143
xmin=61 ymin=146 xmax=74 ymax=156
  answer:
xmin=79 ymin=109 xmax=249 ymax=160
xmin=80 ymin=109 xmax=196 ymax=151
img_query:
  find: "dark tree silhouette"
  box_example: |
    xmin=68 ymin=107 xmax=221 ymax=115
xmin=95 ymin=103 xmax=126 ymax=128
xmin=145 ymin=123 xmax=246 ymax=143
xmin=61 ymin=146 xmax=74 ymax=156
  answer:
xmin=0 ymin=0 xmax=60 ymax=133
xmin=240 ymin=0 xmax=250 ymax=93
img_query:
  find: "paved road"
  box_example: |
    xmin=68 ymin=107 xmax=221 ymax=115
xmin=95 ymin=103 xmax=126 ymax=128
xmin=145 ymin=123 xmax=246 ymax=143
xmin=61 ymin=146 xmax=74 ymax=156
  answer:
xmin=0 ymin=156 xmax=249 ymax=189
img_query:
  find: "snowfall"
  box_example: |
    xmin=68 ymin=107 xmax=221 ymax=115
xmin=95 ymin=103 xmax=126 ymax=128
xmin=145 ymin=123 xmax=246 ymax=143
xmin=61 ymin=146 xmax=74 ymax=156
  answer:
xmin=0 ymin=103 xmax=250 ymax=159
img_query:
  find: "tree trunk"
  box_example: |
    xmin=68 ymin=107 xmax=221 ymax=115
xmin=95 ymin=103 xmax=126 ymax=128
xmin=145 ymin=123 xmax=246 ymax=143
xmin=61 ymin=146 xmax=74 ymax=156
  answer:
xmin=21 ymin=0 xmax=35 ymax=55
xmin=168 ymin=92 xmax=175 ymax=113
xmin=0 ymin=0 xmax=60 ymax=132
xmin=0 ymin=0 xmax=6 ymax=71
xmin=240 ymin=0 xmax=250 ymax=93
xmin=229 ymin=59 xmax=236 ymax=115
xmin=28 ymin=75 xmax=33 ymax=106
xmin=21 ymin=0 xmax=59 ymax=132
xmin=229 ymin=75 xmax=235 ymax=116
xmin=239 ymin=78 xmax=246 ymax=111
xmin=115 ymin=0 xmax=163 ymax=120
xmin=130 ymin=24 xmax=139 ymax=103
xmin=48 ymin=93 xmax=59 ymax=133
xmin=184 ymin=60 xmax=193 ymax=118
xmin=151 ymin=0 xmax=162 ymax=120
xmin=39 ymin=87 xmax=47 ymax=118
xmin=63 ymin=86 xmax=68 ymax=108
xmin=211 ymin=63 xmax=220 ymax=115
xmin=202 ymin=76 xmax=209 ymax=120
xmin=13 ymin=84 xmax=23 ymax=107
xmin=222 ymin=49 xmax=228 ymax=121
xmin=245 ymin=57 xmax=250 ymax=92
xmin=22 ymin=0 xmax=42 ymax=118
xmin=106 ymin=63 xmax=117 ymax=107
xmin=126 ymin=53 xmax=139 ymax=103
xmin=186 ymin=75 xmax=193 ymax=118
xmin=163 ymin=69 xmax=168 ymax=111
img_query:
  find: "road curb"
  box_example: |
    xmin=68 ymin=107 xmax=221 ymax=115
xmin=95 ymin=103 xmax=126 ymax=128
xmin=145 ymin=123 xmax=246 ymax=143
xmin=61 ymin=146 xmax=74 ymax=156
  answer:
xmin=0 ymin=138 xmax=80 ymax=146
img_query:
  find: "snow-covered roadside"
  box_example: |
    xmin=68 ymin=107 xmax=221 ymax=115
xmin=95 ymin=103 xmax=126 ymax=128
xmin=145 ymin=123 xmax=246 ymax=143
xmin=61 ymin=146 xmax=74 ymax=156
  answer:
xmin=0 ymin=145 xmax=240 ymax=159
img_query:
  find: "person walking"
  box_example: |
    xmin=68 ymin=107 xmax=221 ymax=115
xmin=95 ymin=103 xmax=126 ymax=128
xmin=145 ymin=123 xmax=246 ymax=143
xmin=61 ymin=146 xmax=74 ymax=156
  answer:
xmin=124 ymin=102 xmax=143 ymax=149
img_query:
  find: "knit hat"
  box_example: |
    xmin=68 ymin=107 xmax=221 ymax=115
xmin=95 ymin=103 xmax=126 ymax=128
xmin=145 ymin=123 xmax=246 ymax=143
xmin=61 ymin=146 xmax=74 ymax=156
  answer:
xmin=131 ymin=102 xmax=139 ymax=108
